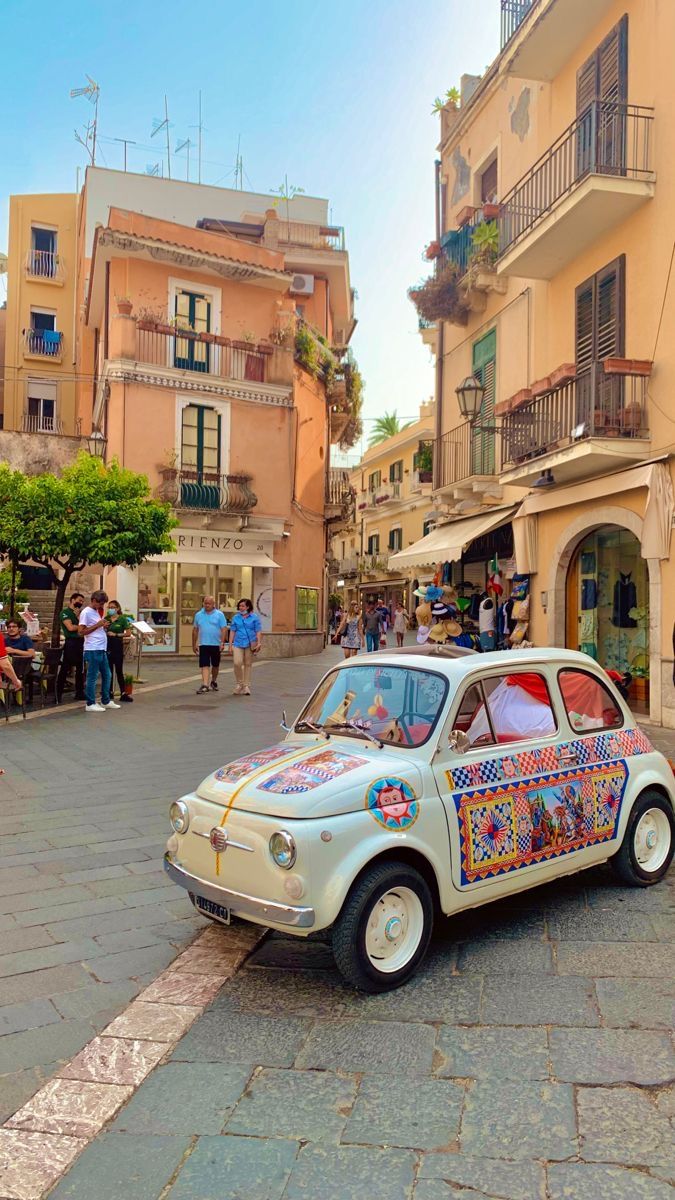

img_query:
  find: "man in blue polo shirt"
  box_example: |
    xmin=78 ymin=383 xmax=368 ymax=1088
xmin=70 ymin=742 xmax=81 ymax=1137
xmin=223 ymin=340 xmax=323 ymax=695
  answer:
xmin=192 ymin=595 xmax=228 ymax=695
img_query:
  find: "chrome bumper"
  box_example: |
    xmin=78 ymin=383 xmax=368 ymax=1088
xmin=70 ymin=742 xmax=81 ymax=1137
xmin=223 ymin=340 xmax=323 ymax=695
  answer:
xmin=163 ymin=852 xmax=316 ymax=929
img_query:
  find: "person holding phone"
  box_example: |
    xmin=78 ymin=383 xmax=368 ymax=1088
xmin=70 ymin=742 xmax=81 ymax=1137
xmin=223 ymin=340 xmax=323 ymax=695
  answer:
xmin=228 ymin=598 xmax=262 ymax=696
xmin=78 ymin=590 xmax=119 ymax=712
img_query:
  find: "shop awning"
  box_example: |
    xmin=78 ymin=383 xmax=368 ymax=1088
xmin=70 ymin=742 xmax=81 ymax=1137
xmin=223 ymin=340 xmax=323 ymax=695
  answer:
xmin=151 ymin=550 xmax=280 ymax=568
xmin=387 ymin=505 xmax=519 ymax=570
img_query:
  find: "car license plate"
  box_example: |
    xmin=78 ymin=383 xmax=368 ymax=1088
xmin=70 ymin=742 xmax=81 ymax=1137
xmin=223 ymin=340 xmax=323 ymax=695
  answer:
xmin=195 ymin=896 xmax=231 ymax=925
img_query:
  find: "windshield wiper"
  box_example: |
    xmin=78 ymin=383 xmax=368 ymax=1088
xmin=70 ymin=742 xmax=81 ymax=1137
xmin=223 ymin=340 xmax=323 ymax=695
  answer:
xmin=326 ymin=720 xmax=383 ymax=749
xmin=295 ymin=719 xmax=330 ymax=739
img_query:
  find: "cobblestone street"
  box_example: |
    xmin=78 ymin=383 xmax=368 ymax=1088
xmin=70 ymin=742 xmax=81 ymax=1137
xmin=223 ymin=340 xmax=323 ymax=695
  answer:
xmin=0 ymin=648 xmax=674 ymax=1199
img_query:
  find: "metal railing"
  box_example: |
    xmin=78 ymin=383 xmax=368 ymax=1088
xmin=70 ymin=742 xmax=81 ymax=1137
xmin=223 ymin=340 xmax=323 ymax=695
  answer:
xmin=436 ymin=422 xmax=497 ymax=488
xmin=326 ymin=468 xmax=353 ymax=507
xmin=500 ymin=0 xmax=538 ymax=49
xmin=276 ymin=221 xmax=345 ymax=252
xmin=501 ymin=363 xmax=649 ymax=468
xmin=23 ymin=329 xmax=63 ymax=356
xmin=441 ymin=224 xmax=475 ymax=276
xmin=176 ymin=470 xmax=257 ymax=514
xmin=21 ymin=414 xmax=82 ymax=436
xmin=336 ymin=555 xmax=359 ymax=575
xmin=410 ymin=468 xmax=433 ymax=491
xmin=499 ymin=102 xmax=655 ymax=257
xmin=136 ymin=328 xmax=267 ymax=383
xmin=25 ymin=250 xmax=63 ymax=280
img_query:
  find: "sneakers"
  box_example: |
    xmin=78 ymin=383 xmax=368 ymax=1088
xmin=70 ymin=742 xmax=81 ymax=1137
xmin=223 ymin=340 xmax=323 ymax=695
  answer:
xmin=85 ymin=703 xmax=106 ymax=712
xmin=243 ymin=686 xmax=252 ymax=696
xmin=196 ymin=685 xmax=210 ymax=695
xmin=232 ymin=685 xmax=243 ymax=695
xmin=210 ymin=681 xmax=218 ymax=691
xmin=103 ymin=700 xmax=121 ymax=710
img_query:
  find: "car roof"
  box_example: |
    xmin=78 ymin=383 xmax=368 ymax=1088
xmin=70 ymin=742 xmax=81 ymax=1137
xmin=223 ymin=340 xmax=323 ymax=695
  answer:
xmin=333 ymin=646 xmax=609 ymax=682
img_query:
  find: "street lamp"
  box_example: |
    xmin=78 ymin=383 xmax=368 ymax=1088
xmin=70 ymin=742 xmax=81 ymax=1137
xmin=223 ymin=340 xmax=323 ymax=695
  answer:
xmin=87 ymin=429 xmax=107 ymax=458
xmin=455 ymin=375 xmax=485 ymax=422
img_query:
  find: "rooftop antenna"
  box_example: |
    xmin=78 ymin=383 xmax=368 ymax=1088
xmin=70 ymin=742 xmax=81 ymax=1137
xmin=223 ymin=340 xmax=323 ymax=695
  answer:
xmin=145 ymin=162 xmax=161 ymax=177
xmin=70 ymin=75 xmax=100 ymax=165
xmin=175 ymin=137 xmax=193 ymax=182
xmin=151 ymin=96 xmax=173 ymax=179
xmin=113 ymin=137 xmax=137 ymax=172
xmin=234 ymin=135 xmax=244 ymax=190
xmin=189 ymin=92 xmax=207 ymax=183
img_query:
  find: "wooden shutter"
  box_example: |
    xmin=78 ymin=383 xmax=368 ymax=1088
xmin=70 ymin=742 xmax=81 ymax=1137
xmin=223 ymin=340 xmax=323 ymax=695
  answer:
xmin=575 ymin=256 xmax=625 ymax=365
xmin=576 ymin=52 xmax=598 ymax=116
xmin=577 ymin=16 xmax=628 ymax=112
xmin=480 ymin=159 xmax=498 ymax=204
xmin=575 ymin=278 xmax=595 ymax=371
xmin=471 ymin=330 xmax=496 ymax=475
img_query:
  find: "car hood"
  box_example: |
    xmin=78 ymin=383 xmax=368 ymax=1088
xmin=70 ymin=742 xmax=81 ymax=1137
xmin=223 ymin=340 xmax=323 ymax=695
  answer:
xmin=194 ymin=737 xmax=425 ymax=819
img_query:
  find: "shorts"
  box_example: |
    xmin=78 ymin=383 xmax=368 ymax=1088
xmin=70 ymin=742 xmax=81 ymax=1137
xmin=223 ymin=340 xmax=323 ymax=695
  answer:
xmin=199 ymin=645 xmax=221 ymax=669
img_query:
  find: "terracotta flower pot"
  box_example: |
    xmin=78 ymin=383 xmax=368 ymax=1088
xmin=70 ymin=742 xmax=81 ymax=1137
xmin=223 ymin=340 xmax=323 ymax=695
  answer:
xmin=201 ymin=331 xmax=216 ymax=344
xmin=456 ymin=205 xmax=476 ymax=228
xmin=529 ymin=376 xmax=552 ymax=398
xmin=549 ymin=363 xmax=576 ymax=388
xmin=116 ymin=298 xmax=133 ymax=316
xmin=481 ymin=203 xmax=501 ymax=220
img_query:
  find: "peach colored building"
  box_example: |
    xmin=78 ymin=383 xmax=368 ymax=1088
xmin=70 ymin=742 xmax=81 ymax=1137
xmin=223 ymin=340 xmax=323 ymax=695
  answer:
xmin=3 ymin=169 xmax=355 ymax=654
xmin=415 ymin=0 xmax=675 ymax=723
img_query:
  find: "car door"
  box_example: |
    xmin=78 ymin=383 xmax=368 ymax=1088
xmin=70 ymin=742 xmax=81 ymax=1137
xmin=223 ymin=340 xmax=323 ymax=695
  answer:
xmin=432 ymin=666 xmax=629 ymax=897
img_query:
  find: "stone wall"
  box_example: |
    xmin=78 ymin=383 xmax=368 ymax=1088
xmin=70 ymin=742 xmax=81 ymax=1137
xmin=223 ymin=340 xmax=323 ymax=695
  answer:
xmin=0 ymin=430 xmax=87 ymax=476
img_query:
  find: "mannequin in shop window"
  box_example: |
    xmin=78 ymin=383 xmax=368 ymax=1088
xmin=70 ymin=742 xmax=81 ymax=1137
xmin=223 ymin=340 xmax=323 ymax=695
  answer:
xmin=612 ymin=572 xmax=638 ymax=628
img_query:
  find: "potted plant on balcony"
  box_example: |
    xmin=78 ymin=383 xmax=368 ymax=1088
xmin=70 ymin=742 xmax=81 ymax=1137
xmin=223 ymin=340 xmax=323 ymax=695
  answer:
xmin=425 ymin=240 xmax=441 ymax=261
xmin=115 ymin=296 xmax=133 ymax=317
xmin=408 ymin=261 xmax=470 ymax=327
xmin=469 ymin=221 xmax=499 ymax=269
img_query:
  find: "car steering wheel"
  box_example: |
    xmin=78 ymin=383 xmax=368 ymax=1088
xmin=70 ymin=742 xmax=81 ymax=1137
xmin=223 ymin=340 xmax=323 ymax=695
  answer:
xmin=396 ymin=712 xmax=432 ymax=744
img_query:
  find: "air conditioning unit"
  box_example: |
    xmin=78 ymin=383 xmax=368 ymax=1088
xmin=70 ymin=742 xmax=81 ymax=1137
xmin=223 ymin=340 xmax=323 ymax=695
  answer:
xmin=290 ymin=273 xmax=315 ymax=296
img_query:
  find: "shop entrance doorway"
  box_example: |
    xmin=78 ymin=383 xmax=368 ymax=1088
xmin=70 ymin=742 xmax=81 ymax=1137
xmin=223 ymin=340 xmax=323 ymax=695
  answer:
xmin=566 ymin=526 xmax=649 ymax=711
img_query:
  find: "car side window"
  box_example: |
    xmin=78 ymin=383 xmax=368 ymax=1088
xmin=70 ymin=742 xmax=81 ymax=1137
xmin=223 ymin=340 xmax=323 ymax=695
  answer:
xmin=453 ymin=684 xmax=492 ymax=745
xmin=558 ymin=669 xmax=623 ymax=732
xmin=468 ymin=672 xmax=556 ymax=746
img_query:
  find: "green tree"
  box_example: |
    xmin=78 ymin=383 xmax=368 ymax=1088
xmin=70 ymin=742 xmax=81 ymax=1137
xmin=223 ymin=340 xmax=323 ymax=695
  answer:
xmin=368 ymin=411 xmax=412 ymax=447
xmin=0 ymin=453 xmax=177 ymax=646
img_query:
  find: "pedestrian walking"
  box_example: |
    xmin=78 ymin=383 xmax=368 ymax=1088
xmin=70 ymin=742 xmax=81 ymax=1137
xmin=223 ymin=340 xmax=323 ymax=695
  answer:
xmin=56 ymin=592 xmax=85 ymax=703
xmin=78 ymin=590 xmax=119 ymax=712
xmin=193 ymin=595 xmax=228 ymax=695
xmin=106 ymin=600 xmax=133 ymax=703
xmin=228 ymin=598 xmax=262 ymax=696
xmin=363 ymin=602 xmax=384 ymax=653
xmin=335 ymin=601 xmax=363 ymax=659
xmin=376 ymin=597 xmax=390 ymax=632
xmin=393 ymin=602 xmax=410 ymax=648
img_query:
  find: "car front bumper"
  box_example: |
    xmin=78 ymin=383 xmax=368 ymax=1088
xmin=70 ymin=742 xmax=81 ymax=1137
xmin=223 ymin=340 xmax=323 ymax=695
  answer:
xmin=163 ymin=851 xmax=316 ymax=929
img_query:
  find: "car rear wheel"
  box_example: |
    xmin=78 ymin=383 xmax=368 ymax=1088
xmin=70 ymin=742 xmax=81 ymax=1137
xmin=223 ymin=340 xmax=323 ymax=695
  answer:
xmin=332 ymin=861 xmax=434 ymax=992
xmin=610 ymin=790 xmax=675 ymax=886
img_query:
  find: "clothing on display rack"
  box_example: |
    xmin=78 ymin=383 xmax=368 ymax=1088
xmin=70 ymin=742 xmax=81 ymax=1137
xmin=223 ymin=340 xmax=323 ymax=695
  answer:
xmin=581 ymin=578 xmax=598 ymax=610
xmin=612 ymin=573 xmax=637 ymax=628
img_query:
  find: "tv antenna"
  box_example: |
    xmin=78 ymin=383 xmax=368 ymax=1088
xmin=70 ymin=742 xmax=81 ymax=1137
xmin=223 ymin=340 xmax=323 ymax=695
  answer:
xmin=145 ymin=162 xmax=162 ymax=177
xmin=113 ymin=137 xmax=137 ymax=172
xmin=151 ymin=96 xmax=173 ymax=179
xmin=175 ymin=137 xmax=193 ymax=182
xmin=70 ymin=75 xmax=100 ymax=165
xmin=234 ymin=135 xmax=244 ymax=189
xmin=191 ymin=91 xmax=204 ymax=184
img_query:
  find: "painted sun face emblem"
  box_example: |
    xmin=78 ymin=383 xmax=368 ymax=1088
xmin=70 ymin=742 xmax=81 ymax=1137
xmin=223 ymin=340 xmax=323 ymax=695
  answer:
xmin=366 ymin=777 xmax=419 ymax=830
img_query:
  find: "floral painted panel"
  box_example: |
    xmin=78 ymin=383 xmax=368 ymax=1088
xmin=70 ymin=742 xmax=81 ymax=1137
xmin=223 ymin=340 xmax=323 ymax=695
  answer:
xmin=258 ymin=750 xmax=368 ymax=795
xmin=445 ymin=727 xmax=652 ymax=792
xmin=214 ymin=744 xmax=294 ymax=784
xmin=454 ymin=762 xmax=628 ymax=886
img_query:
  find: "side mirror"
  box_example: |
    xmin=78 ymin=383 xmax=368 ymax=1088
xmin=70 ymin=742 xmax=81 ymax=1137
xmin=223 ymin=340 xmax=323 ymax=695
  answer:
xmin=448 ymin=729 xmax=471 ymax=754
xmin=280 ymin=709 xmax=292 ymax=733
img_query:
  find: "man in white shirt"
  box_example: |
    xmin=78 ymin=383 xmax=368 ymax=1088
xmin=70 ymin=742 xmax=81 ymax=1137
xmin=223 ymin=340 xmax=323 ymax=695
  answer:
xmin=78 ymin=590 xmax=120 ymax=713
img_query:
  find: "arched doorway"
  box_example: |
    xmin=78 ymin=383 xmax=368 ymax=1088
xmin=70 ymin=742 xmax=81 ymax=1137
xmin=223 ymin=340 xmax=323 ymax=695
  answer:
xmin=566 ymin=526 xmax=649 ymax=712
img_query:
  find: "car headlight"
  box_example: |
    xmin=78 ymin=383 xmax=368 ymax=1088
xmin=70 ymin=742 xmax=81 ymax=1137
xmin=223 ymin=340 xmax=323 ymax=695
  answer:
xmin=269 ymin=831 xmax=296 ymax=869
xmin=170 ymin=801 xmax=190 ymax=834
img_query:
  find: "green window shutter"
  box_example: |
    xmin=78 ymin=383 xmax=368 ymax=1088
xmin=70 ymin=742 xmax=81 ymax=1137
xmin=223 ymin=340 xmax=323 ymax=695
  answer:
xmin=471 ymin=331 xmax=496 ymax=475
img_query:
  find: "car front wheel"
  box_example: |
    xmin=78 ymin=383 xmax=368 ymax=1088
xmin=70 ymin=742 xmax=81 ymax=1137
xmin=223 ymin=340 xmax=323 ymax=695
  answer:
xmin=610 ymin=790 xmax=675 ymax=886
xmin=332 ymin=861 xmax=434 ymax=992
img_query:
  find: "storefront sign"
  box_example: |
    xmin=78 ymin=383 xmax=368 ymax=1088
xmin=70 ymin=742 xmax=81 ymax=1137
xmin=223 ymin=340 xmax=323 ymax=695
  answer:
xmin=149 ymin=527 xmax=280 ymax=566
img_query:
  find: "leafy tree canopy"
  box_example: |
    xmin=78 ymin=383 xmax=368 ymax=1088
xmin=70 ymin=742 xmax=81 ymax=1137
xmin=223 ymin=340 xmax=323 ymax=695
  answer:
xmin=367 ymin=411 xmax=412 ymax=447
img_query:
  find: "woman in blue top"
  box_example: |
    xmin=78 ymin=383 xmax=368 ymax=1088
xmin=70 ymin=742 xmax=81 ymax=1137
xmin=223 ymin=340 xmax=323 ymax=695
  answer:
xmin=227 ymin=598 xmax=262 ymax=696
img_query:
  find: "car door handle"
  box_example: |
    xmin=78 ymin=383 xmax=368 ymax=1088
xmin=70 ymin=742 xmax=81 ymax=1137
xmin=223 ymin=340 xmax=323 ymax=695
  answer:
xmin=558 ymin=748 xmax=577 ymax=763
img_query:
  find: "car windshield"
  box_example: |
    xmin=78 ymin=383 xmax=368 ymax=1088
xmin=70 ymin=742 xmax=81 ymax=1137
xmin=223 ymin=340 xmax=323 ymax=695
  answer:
xmin=296 ymin=664 xmax=448 ymax=748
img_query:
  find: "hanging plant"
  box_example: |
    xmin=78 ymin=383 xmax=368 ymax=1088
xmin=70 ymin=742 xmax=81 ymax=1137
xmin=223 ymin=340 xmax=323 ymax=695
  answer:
xmin=408 ymin=261 xmax=469 ymax=325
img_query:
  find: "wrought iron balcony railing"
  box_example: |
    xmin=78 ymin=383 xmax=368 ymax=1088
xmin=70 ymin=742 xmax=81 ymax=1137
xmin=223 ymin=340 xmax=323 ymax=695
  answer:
xmin=276 ymin=221 xmax=345 ymax=252
xmin=436 ymin=422 xmax=497 ymax=489
xmin=22 ymin=414 xmax=81 ymax=436
xmin=500 ymin=0 xmax=538 ymax=49
xmin=25 ymin=250 xmax=64 ymax=281
xmin=501 ymin=363 xmax=649 ymax=468
xmin=176 ymin=471 xmax=257 ymax=513
xmin=499 ymin=101 xmax=654 ymax=258
xmin=23 ymin=329 xmax=63 ymax=357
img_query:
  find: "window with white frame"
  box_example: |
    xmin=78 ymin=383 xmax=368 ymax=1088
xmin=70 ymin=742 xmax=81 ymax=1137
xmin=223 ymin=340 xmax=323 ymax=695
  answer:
xmin=30 ymin=227 xmax=57 ymax=278
xmin=388 ymin=527 xmax=403 ymax=552
xmin=26 ymin=380 xmax=57 ymax=432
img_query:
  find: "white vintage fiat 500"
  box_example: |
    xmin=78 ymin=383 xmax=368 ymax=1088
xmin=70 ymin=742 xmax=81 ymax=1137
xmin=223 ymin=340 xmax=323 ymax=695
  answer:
xmin=164 ymin=647 xmax=675 ymax=991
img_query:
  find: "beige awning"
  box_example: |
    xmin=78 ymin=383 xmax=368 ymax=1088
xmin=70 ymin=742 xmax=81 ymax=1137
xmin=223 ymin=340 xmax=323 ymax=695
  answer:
xmin=387 ymin=506 xmax=518 ymax=570
xmin=150 ymin=550 xmax=280 ymax=568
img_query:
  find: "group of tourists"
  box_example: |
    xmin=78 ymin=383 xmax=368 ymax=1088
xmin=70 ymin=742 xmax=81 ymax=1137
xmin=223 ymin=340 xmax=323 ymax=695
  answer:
xmin=57 ymin=590 xmax=134 ymax=712
xmin=333 ymin=598 xmax=410 ymax=659
xmin=192 ymin=595 xmax=263 ymax=697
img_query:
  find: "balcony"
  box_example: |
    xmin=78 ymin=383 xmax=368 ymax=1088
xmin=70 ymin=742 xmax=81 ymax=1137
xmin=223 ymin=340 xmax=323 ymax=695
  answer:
xmin=25 ymin=250 xmax=65 ymax=284
xmin=336 ymin=555 xmax=359 ymax=576
xmin=22 ymin=414 xmax=81 ymax=436
xmin=410 ymin=468 xmax=433 ymax=494
xmin=436 ymin=422 xmax=499 ymax=496
xmin=359 ymin=481 xmax=403 ymax=512
xmin=137 ymin=326 xmax=269 ymax=383
xmin=359 ymin=553 xmax=390 ymax=576
xmin=23 ymin=330 xmax=63 ymax=360
xmin=276 ymin=221 xmax=345 ymax=253
xmin=501 ymin=0 xmax=620 ymax=81
xmin=325 ymin=468 xmax=355 ymax=523
xmin=500 ymin=361 xmax=651 ymax=487
xmin=498 ymin=102 xmax=655 ymax=280
xmin=173 ymin=471 xmax=257 ymax=514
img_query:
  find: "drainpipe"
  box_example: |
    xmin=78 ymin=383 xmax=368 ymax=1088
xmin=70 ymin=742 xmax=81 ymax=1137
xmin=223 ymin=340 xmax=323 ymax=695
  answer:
xmin=433 ymin=159 xmax=444 ymax=492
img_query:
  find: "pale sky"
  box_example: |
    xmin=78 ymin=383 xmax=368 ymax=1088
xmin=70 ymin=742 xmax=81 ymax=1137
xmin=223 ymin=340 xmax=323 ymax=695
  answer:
xmin=0 ymin=0 xmax=500 ymax=454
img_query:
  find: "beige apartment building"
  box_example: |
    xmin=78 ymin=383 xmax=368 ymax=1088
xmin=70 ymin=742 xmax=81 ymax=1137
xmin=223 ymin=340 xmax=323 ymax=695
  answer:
xmin=413 ymin=0 xmax=675 ymax=724
xmin=329 ymin=402 xmax=435 ymax=613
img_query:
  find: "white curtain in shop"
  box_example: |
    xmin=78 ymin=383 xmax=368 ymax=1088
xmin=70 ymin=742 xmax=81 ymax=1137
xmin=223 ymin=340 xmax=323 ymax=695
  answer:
xmin=513 ymin=513 xmax=538 ymax=574
xmin=642 ymin=461 xmax=674 ymax=560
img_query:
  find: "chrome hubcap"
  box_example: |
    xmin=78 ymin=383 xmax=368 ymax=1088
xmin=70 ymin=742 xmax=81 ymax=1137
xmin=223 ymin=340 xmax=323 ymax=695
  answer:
xmin=634 ymin=808 xmax=671 ymax=873
xmin=364 ymin=886 xmax=424 ymax=974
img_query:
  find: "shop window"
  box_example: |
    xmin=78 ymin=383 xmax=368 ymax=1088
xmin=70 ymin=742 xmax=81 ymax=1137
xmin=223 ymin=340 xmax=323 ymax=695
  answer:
xmin=296 ymin=587 xmax=319 ymax=630
xmin=388 ymin=528 xmax=402 ymax=552
xmin=389 ymin=460 xmax=403 ymax=483
xmin=367 ymin=534 xmax=380 ymax=555
xmin=558 ymin=669 xmax=623 ymax=733
xmin=460 ymin=673 xmax=556 ymax=747
xmin=138 ymin=561 xmax=177 ymax=652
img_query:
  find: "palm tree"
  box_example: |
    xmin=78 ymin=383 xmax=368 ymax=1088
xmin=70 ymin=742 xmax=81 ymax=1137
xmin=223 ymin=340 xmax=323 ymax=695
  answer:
xmin=368 ymin=411 xmax=412 ymax=447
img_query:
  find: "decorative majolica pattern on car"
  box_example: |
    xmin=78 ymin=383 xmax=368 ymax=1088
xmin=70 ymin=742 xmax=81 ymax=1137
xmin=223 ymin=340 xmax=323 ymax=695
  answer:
xmin=453 ymin=762 xmax=628 ymax=885
xmin=214 ymin=744 xmax=293 ymax=784
xmin=258 ymin=750 xmax=368 ymax=795
xmin=445 ymin=727 xmax=652 ymax=792
xmin=365 ymin=777 xmax=419 ymax=831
